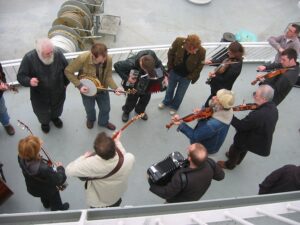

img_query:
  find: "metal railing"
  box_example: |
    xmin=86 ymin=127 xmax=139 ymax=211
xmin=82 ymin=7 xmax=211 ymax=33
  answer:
xmin=0 ymin=191 xmax=299 ymax=225
xmin=0 ymin=42 xmax=276 ymax=84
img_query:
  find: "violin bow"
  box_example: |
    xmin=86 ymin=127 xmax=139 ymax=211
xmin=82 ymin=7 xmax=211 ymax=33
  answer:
xmin=112 ymin=113 xmax=145 ymax=140
xmin=207 ymin=61 xmax=240 ymax=66
xmin=17 ymin=120 xmax=54 ymax=165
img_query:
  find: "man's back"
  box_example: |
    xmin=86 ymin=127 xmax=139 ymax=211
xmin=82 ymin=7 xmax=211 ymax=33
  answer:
xmin=149 ymin=158 xmax=224 ymax=203
xmin=66 ymin=141 xmax=135 ymax=208
xmin=259 ymin=165 xmax=300 ymax=194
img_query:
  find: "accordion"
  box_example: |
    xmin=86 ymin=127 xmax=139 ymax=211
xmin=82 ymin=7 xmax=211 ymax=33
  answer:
xmin=122 ymin=68 xmax=167 ymax=94
xmin=147 ymin=152 xmax=188 ymax=185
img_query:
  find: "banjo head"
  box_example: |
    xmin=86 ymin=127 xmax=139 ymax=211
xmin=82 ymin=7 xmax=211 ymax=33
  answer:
xmin=80 ymin=78 xmax=97 ymax=96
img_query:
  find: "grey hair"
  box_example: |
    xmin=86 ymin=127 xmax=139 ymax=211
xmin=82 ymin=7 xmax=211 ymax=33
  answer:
xmin=257 ymin=84 xmax=274 ymax=101
xmin=35 ymin=38 xmax=53 ymax=54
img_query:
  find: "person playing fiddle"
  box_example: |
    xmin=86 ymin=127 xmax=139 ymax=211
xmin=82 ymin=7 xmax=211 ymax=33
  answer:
xmin=171 ymin=89 xmax=235 ymax=154
xmin=18 ymin=135 xmax=69 ymax=211
xmin=256 ymin=48 xmax=299 ymax=105
xmin=217 ymin=85 xmax=278 ymax=170
xmin=204 ymin=41 xmax=244 ymax=107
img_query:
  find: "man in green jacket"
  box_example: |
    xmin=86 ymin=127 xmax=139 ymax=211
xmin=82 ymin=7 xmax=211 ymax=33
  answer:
xmin=158 ymin=34 xmax=206 ymax=115
xmin=65 ymin=43 xmax=123 ymax=130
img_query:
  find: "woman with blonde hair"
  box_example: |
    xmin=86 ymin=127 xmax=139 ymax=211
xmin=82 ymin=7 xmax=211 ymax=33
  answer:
xmin=18 ymin=135 xmax=69 ymax=211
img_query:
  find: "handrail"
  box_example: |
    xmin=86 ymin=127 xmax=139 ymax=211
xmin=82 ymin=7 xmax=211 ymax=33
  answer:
xmin=0 ymin=191 xmax=299 ymax=225
xmin=0 ymin=42 xmax=276 ymax=84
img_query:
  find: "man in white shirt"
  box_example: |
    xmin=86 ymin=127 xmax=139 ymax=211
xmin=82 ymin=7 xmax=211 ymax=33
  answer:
xmin=66 ymin=132 xmax=135 ymax=208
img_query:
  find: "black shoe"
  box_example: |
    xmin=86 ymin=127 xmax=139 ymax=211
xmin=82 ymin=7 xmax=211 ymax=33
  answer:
xmin=42 ymin=202 xmax=50 ymax=209
xmin=51 ymin=202 xmax=69 ymax=211
xmin=52 ymin=118 xmax=63 ymax=128
xmin=122 ymin=112 xmax=129 ymax=122
xmin=41 ymin=124 xmax=50 ymax=133
xmin=61 ymin=202 xmax=69 ymax=211
xmin=141 ymin=113 xmax=148 ymax=121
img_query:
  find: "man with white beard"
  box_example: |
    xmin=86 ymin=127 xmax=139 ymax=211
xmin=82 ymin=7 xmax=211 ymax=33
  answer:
xmin=17 ymin=38 xmax=69 ymax=133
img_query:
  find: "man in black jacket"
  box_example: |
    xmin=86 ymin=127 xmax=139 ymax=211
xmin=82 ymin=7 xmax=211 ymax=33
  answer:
xmin=148 ymin=143 xmax=224 ymax=203
xmin=114 ymin=50 xmax=166 ymax=122
xmin=259 ymin=164 xmax=300 ymax=194
xmin=218 ymin=84 xmax=278 ymax=170
xmin=17 ymin=38 xmax=69 ymax=133
xmin=256 ymin=48 xmax=299 ymax=105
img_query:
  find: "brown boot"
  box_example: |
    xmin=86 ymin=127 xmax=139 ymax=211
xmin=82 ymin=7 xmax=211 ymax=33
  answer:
xmin=4 ymin=124 xmax=15 ymax=136
xmin=86 ymin=120 xmax=94 ymax=129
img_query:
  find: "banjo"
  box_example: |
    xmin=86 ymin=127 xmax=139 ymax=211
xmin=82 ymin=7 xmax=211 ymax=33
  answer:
xmin=80 ymin=76 xmax=130 ymax=96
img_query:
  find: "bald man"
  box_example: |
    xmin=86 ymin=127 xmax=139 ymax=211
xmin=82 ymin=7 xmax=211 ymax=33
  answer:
xmin=148 ymin=143 xmax=224 ymax=203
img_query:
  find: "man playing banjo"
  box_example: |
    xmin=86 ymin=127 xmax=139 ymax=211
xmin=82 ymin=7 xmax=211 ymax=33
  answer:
xmin=65 ymin=43 xmax=123 ymax=131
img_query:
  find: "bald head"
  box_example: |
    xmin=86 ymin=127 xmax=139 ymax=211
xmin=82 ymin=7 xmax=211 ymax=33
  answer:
xmin=188 ymin=143 xmax=208 ymax=167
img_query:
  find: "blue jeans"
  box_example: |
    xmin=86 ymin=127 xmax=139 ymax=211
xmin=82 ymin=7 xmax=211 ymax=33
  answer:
xmin=81 ymin=92 xmax=110 ymax=126
xmin=162 ymin=70 xmax=190 ymax=110
xmin=0 ymin=96 xmax=10 ymax=126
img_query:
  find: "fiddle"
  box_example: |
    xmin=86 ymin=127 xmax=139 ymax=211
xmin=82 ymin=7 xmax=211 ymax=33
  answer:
xmin=205 ymin=59 xmax=239 ymax=85
xmin=166 ymin=103 xmax=258 ymax=129
xmin=17 ymin=120 xmax=68 ymax=191
xmin=232 ymin=103 xmax=258 ymax=111
xmin=251 ymin=68 xmax=290 ymax=85
xmin=166 ymin=107 xmax=213 ymax=129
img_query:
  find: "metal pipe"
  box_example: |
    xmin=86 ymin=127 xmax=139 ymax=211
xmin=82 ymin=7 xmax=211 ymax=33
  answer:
xmin=257 ymin=207 xmax=300 ymax=225
xmin=224 ymin=211 xmax=254 ymax=225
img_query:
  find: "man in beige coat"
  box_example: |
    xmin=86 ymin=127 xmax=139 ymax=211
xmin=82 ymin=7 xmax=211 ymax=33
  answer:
xmin=66 ymin=132 xmax=135 ymax=208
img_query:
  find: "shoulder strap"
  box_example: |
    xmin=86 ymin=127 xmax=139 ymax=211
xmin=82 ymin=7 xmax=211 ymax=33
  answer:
xmin=179 ymin=172 xmax=187 ymax=190
xmin=84 ymin=148 xmax=124 ymax=189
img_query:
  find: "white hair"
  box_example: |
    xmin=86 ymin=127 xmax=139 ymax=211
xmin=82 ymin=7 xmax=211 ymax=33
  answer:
xmin=35 ymin=38 xmax=54 ymax=65
xmin=258 ymin=84 xmax=274 ymax=101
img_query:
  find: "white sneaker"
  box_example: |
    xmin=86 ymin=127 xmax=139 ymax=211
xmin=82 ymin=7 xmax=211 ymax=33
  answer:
xmin=158 ymin=103 xmax=165 ymax=109
xmin=169 ymin=110 xmax=176 ymax=115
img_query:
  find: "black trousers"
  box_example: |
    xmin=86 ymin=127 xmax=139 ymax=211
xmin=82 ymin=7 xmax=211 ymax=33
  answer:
xmin=122 ymin=93 xmax=151 ymax=114
xmin=225 ymin=144 xmax=248 ymax=169
xmin=40 ymin=190 xmax=64 ymax=211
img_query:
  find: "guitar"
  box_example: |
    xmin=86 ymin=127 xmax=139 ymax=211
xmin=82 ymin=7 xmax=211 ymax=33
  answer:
xmin=79 ymin=113 xmax=144 ymax=183
xmin=17 ymin=120 xmax=68 ymax=191
xmin=112 ymin=113 xmax=145 ymax=140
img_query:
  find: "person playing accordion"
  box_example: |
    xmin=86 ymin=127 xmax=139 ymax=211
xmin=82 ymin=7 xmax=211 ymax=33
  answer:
xmin=114 ymin=50 xmax=168 ymax=122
